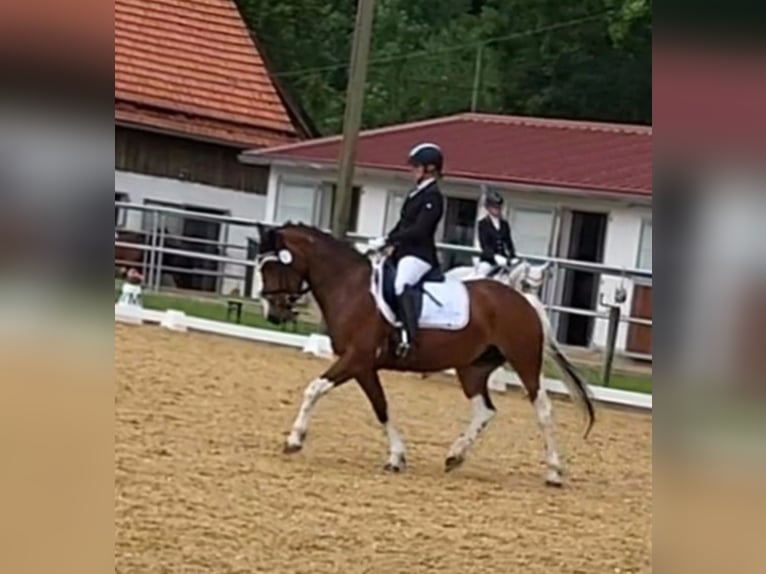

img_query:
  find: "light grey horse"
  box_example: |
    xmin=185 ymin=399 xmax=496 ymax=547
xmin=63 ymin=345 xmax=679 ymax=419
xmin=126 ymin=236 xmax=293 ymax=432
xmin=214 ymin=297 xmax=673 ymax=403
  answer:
xmin=445 ymin=258 xmax=551 ymax=296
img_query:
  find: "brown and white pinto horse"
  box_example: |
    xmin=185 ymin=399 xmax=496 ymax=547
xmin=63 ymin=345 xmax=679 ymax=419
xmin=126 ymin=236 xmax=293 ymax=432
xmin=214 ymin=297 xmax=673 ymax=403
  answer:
xmin=256 ymin=223 xmax=594 ymax=486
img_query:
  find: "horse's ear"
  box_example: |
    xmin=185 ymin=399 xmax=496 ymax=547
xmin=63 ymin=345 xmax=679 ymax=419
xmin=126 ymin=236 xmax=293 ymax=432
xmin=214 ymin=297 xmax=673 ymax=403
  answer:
xmin=256 ymin=222 xmax=275 ymax=248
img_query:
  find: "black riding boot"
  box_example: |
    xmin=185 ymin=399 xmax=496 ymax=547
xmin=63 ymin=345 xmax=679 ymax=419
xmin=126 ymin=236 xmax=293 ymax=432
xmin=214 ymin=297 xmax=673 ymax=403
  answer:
xmin=395 ymin=287 xmax=419 ymax=357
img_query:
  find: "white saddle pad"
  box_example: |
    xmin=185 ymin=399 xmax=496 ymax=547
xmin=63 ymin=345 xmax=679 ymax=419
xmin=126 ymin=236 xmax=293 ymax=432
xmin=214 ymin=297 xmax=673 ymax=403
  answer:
xmin=370 ymin=258 xmax=470 ymax=330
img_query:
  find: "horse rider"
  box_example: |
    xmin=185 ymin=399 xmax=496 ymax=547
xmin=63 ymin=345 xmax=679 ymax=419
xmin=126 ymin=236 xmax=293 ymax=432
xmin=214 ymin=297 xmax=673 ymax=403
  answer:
xmin=373 ymin=142 xmax=445 ymax=357
xmin=476 ymin=190 xmax=518 ymax=278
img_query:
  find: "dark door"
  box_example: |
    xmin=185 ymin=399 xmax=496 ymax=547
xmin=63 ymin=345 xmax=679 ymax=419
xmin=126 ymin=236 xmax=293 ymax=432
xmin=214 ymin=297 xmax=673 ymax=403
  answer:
xmin=442 ymin=197 xmax=478 ymax=270
xmin=557 ymin=211 xmax=607 ymax=346
xmin=182 ymin=206 xmax=225 ymax=292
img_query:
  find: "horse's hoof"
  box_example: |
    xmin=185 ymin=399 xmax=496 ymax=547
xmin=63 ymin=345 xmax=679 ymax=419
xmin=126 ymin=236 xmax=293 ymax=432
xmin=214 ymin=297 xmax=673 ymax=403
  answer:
xmin=383 ymin=454 xmax=406 ymax=473
xmin=283 ymin=442 xmax=303 ymax=455
xmin=545 ymin=471 xmax=564 ymax=487
xmin=444 ymin=455 xmax=464 ymax=472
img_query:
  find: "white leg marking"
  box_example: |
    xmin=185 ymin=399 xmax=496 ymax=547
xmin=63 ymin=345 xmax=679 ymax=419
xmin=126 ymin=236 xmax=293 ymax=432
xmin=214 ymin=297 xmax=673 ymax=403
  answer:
xmin=534 ymin=387 xmax=563 ymax=484
xmin=447 ymin=395 xmax=495 ymax=461
xmin=286 ymin=377 xmax=334 ymax=448
xmin=384 ymin=421 xmax=407 ymax=469
xmin=261 ymin=298 xmax=270 ymax=320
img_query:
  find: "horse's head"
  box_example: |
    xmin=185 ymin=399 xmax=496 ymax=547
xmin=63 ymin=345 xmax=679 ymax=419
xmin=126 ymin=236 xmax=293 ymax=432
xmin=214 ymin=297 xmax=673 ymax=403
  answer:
xmin=522 ymin=261 xmax=551 ymax=294
xmin=255 ymin=223 xmax=313 ymax=325
xmin=507 ymin=260 xmax=529 ymax=289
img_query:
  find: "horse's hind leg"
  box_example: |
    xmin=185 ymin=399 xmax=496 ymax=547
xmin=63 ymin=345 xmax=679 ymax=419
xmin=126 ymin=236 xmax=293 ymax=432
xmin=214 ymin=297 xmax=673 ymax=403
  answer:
xmin=502 ymin=337 xmax=564 ymax=486
xmin=530 ymin=384 xmax=563 ymax=487
xmin=445 ymin=363 xmax=498 ymax=472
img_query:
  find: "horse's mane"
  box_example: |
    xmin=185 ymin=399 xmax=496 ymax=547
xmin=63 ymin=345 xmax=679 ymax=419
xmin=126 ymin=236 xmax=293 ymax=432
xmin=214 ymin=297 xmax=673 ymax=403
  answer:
xmin=280 ymin=222 xmax=368 ymax=265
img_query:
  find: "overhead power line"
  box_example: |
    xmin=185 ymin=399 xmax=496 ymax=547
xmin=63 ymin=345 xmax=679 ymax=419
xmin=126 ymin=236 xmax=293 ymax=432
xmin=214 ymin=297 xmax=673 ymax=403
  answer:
xmin=271 ymin=10 xmax=615 ymax=79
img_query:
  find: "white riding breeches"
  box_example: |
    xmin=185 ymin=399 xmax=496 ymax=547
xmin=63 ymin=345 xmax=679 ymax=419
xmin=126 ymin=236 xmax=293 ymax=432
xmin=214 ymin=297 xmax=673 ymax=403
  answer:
xmin=475 ymin=261 xmax=494 ymax=278
xmin=394 ymin=256 xmax=431 ymax=295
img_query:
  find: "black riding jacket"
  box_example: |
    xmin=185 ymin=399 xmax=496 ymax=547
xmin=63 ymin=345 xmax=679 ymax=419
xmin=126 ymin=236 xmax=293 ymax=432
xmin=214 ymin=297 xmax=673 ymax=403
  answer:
xmin=386 ymin=179 xmax=444 ymax=267
xmin=478 ymin=215 xmax=516 ymax=264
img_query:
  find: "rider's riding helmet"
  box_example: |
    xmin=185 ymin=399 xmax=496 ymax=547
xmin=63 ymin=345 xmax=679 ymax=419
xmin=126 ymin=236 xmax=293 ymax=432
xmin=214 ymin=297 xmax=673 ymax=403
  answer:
xmin=485 ymin=189 xmax=504 ymax=208
xmin=407 ymin=142 xmax=444 ymax=174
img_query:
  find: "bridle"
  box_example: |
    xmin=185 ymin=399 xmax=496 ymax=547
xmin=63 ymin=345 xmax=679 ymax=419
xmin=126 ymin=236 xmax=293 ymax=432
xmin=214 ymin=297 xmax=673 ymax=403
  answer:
xmin=257 ymin=252 xmax=310 ymax=300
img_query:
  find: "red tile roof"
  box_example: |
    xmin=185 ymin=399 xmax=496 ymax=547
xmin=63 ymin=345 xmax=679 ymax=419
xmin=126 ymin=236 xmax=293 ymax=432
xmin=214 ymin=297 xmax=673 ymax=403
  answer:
xmin=115 ymin=0 xmax=299 ymax=147
xmin=243 ymin=113 xmax=652 ymax=196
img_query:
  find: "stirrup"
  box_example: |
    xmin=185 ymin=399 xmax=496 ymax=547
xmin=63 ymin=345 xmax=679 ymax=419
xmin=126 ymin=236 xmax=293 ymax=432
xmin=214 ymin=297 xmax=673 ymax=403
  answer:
xmin=395 ymin=329 xmax=411 ymax=357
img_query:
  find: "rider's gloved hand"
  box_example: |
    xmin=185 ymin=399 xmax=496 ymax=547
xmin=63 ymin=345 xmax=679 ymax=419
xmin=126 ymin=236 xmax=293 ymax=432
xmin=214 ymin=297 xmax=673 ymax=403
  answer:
xmin=510 ymin=257 xmax=521 ymax=266
xmin=494 ymin=254 xmax=509 ymax=267
xmin=368 ymin=236 xmax=387 ymax=250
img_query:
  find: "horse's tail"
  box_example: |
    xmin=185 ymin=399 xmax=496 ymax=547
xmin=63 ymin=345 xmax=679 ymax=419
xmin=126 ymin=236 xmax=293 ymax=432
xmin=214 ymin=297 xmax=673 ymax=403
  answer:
xmin=546 ymin=340 xmax=596 ymax=439
xmin=524 ymin=292 xmax=596 ymax=439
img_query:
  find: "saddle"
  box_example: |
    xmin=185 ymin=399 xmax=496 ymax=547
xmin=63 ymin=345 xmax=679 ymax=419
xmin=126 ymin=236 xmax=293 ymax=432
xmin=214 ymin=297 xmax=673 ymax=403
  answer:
xmin=370 ymin=256 xmax=469 ymax=331
xmin=379 ymin=259 xmax=443 ymax=314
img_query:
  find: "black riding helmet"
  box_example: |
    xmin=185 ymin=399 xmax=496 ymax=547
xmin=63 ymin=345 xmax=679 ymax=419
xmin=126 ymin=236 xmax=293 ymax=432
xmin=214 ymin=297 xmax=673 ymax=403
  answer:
xmin=485 ymin=190 xmax=504 ymax=208
xmin=408 ymin=142 xmax=444 ymax=173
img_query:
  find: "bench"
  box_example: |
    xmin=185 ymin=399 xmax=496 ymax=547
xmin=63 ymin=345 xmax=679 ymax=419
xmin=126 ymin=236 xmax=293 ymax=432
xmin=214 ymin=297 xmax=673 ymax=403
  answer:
xmin=226 ymin=299 xmax=245 ymax=323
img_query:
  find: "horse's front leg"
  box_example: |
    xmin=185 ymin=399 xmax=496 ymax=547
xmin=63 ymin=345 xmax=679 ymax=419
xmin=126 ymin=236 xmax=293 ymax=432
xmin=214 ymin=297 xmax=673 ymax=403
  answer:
xmin=355 ymin=369 xmax=407 ymax=472
xmin=283 ymin=353 xmax=355 ymax=454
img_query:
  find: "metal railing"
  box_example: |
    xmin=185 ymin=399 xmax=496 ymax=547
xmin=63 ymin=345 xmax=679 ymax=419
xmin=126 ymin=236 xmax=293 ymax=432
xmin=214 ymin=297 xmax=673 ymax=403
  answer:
xmin=347 ymin=231 xmax=652 ymax=366
xmin=115 ymin=201 xmax=652 ymax=368
xmin=115 ymin=201 xmax=261 ymax=294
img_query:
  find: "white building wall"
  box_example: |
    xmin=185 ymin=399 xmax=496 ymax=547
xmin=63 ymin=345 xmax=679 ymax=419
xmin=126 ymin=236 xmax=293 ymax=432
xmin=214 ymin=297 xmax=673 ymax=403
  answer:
xmin=263 ymin=168 xmax=281 ymax=223
xmin=355 ymin=184 xmax=388 ymax=237
xmin=115 ymin=170 xmax=266 ymax=295
xmin=592 ymin=206 xmax=651 ymax=351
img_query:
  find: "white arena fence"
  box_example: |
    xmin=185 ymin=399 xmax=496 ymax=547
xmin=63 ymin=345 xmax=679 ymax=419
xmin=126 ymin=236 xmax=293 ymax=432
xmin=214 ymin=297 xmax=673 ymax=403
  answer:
xmin=115 ymin=303 xmax=652 ymax=411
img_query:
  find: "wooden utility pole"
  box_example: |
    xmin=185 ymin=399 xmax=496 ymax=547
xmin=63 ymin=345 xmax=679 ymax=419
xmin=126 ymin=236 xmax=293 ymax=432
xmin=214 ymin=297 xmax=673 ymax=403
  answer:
xmin=331 ymin=0 xmax=376 ymax=240
xmin=470 ymin=44 xmax=484 ymax=112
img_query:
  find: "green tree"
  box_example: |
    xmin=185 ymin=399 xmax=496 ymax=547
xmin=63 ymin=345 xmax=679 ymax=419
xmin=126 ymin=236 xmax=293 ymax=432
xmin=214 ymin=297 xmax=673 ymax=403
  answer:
xmin=236 ymin=0 xmax=651 ymax=134
xmin=480 ymin=0 xmax=650 ymax=123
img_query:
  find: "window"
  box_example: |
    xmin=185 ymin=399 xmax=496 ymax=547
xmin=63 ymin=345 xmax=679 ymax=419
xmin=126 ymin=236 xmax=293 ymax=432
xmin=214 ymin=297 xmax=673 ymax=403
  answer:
xmin=509 ymin=207 xmax=555 ymax=256
xmin=142 ymin=199 xmax=184 ymax=236
xmin=315 ymin=184 xmax=334 ymax=230
xmin=275 ymin=182 xmax=317 ymax=225
xmin=140 ymin=200 xmax=227 ymax=241
xmin=384 ymin=192 xmax=406 ymax=233
xmin=115 ymin=192 xmax=129 ymax=227
xmin=325 ymin=184 xmax=362 ymax=231
xmin=348 ymin=186 xmax=362 ymax=232
xmin=637 ymin=219 xmax=652 ymax=270
xmin=443 ymin=196 xmax=478 ymax=269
